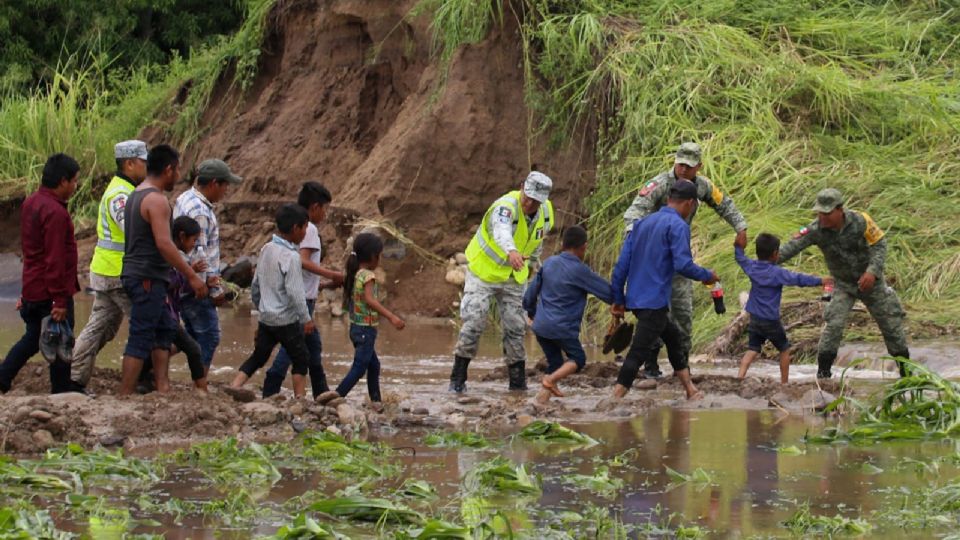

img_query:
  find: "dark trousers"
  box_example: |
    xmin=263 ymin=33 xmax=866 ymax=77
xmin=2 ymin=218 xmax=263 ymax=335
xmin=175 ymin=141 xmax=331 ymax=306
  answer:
xmin=136 ymin=325 xmax=205 ymax=385
xmin=616 ymin=308 xmax=689 ymax=389
xmin=335 ymin=324 xmax=380 ymax=402
xmin=535 ymin=335 xmax=587 ymax=373
xmin=0 ymin=299 xmax=74 ymax=393
xmin=263 ymin=299 xmax=326 ymax=398
xmin=239 ymin=322 xmax=309 ymax=378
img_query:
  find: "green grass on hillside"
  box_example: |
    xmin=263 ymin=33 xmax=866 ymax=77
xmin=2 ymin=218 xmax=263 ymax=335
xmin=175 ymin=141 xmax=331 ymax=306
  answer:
xmin=0 ymin=0 xmax=278 ymax=221
xmin=421 ymin=0 xmax=960 ymax=347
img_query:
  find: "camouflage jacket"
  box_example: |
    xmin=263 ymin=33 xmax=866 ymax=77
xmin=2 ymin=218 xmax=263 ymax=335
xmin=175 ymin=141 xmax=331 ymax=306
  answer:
xmin=779 ymin=209 xmax=888 ymax=288
xmin=622 ymin=170 xmax=747 ymax=232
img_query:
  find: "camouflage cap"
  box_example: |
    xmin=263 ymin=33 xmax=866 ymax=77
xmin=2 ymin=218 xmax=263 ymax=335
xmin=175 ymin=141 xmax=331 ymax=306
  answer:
xmin=812 ymin=188 xmax=843 ymax=213
xmin=674 ymin=142 xmax=702 ymax=167
xmin=523 ymin=171 xmax=552 ymax=203
xmin=197 ymin=159 xmax=243 ymax=184
xmin=114 ymin=140 xmax=148 ymax=160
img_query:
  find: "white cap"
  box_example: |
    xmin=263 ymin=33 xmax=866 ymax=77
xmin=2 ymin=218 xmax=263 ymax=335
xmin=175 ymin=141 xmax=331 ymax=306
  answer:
xmin=523 ymin=171 xmax=553 ymax=203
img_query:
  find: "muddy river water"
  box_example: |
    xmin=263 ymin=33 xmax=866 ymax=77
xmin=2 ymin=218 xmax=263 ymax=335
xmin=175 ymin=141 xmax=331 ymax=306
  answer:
xmin=1 ymin=290 xmax=959 ymax=537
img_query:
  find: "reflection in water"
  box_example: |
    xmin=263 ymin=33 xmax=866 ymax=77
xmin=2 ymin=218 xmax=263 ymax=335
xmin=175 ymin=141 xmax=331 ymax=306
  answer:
xmin=23 ymin=409 xmax=960 ymax=537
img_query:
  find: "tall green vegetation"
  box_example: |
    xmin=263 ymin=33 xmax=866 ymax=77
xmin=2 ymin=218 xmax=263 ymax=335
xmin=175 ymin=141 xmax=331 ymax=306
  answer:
xmin=0 ymin=1 xmax=244 ymax=93
xmin=419 ymin=0 xmax=960 ymax=344
xmin=0 ymin=0 xmax=277 ymax=219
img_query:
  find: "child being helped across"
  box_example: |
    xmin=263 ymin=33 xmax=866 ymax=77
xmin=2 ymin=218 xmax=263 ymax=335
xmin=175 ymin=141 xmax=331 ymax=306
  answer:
xmin=227 ymin=204 xmax=314 ymax=399
xmin=167 ymin=216 xmax=211 ymax=390
xmin=316 ymin=233 xmax=405 ymax=412
xmin=735 ymin=232 xmax=830 ymax=383
xmin=523 ymin=225 xmax=613 ymax=403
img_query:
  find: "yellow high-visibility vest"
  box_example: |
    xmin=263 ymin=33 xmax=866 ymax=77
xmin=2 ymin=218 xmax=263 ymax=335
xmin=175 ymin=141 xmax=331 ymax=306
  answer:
xmin=90 ymin=175 xmax=135 ymax=277
xmin=465 ymin=190 xmax=554 ymax=284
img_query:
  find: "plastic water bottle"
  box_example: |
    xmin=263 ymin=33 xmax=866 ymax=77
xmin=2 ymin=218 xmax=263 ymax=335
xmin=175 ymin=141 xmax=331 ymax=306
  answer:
xmin=711 ymin=281 xmax=726 ymax=315
xmin=195 ymin=246 xmax=207 ymax=282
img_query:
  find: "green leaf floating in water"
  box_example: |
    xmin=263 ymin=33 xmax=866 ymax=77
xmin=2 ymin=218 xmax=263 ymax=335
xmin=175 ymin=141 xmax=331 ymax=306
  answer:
xmin=517 ymin=421 xmax=598 ymax=446
xmin=462 ymin=456 xmax=541 ymax=496
xmin=777 ymin=445 xmax=806 ymax=456
xmin=269 ymin=513 xmax=347 ymax=539
xmin=665 ymin=466 xmax=713 ymax=485
xmin=398 ymin=479 xmax=439 ymax=500
xmin=308 ymin=496 xmax=424 ymax=524
xmin=422 ymin=431 xmax=491 ymax=448
xmin=564 ymin=466 xmax=624 ymax=498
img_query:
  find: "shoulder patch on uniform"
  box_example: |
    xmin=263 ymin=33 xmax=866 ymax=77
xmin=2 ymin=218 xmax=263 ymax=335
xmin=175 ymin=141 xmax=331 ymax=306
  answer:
xmin=709 ymin=183 xmax=724 ymax=205
xmin=110 ymin=196 xmax=126 ymax=215
xmin=793 ymin=226 xmax=810 ymax=239
xmin=638 ymin=180 xmax=658 ymax=197
xmin=497 ymin=207 xmax=512 ymax=219
xmin=859 ymin=211 xmax=885 ymax=245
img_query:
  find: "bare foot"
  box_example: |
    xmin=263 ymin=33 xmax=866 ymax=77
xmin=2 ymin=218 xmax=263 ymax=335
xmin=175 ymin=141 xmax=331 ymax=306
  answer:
xmin=541 ymin=378 xmax=564 ymax=397
xmin=686 ymin=390 xmax=705 ymax=401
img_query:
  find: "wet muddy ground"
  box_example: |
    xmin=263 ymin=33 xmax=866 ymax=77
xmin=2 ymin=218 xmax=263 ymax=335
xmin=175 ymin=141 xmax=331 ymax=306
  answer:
xmin=2 ymin=296 xmax=959 ymax=537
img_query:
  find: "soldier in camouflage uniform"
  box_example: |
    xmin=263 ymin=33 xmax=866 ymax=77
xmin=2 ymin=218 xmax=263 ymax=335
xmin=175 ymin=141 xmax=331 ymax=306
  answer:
xmin=449 ymin=172 xmax=555 ymax=393
xmin=779 ymin=188 xmax=909 ymax=378
xmin=622 ymin=143 xmax=748 ymax=377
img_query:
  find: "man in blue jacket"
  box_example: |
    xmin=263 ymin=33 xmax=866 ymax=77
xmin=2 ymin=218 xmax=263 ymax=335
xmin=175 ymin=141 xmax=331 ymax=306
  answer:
xmin=608 ymin=180 xmax=719 ymax=402
xmin=523 ymin=225 xmax=613 ymax=402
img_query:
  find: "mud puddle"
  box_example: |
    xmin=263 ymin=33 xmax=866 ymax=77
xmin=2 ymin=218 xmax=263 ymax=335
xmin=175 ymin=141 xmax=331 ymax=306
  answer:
xmin=6 ymin=409 xmax=960 ymax=538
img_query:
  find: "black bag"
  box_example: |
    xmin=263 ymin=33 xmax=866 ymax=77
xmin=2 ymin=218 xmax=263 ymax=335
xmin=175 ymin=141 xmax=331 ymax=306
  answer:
xmin=602 ymin=316 xmax=634 ymax=354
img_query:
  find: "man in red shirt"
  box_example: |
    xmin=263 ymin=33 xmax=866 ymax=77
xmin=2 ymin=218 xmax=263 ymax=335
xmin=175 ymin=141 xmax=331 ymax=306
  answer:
xmin=0 ymin=154 xmax=81 ymax=393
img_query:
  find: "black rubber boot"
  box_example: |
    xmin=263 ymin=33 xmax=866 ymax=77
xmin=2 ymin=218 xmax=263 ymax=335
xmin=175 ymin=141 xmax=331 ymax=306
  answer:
xmin=449 ymin=356 xmax=471 ymax=393
xmin=508 ymin=361 xmax=527 ymax=391
xmin=817 ymin=352 xmax=835 ymax=379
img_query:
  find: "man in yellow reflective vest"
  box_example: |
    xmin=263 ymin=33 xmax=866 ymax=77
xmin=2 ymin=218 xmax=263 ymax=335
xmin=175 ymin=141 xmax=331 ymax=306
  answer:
xmin=69 ymin=141 xmax=148 ymax=393
xmin=449 ymin=172 xmax=554 ymax=392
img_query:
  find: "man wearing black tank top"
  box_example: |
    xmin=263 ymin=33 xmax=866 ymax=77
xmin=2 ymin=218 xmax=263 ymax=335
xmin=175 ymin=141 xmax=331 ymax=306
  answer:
xmin=119 ymin=145 xmax=208 ymax=395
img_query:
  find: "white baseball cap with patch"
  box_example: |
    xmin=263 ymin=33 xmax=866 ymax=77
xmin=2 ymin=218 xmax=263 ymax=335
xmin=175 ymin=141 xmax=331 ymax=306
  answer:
xmin=523 ymin=171 xmax=553 ymax=203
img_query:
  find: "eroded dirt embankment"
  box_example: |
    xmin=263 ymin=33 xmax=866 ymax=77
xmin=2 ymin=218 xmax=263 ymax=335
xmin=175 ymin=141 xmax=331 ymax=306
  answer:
xmin=92 ymin=0 xmax=594 ymax=315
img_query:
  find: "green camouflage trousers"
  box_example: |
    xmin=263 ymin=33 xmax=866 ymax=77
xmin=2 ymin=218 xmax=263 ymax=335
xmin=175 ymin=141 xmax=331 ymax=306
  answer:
xmin=820 ymin=281 xmax=909 ymax=359
xmin=453 ymin=270 xmax=527 ymax=366
xmin=645 ymin=274 xmax=694 ymax=372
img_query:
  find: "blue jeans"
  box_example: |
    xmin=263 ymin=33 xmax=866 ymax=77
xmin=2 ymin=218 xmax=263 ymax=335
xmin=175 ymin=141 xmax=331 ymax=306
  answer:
xmin=122 ymin=277 xmax=177 ymax=361
xmin=181 ymin=297 xmax=220 ymax=368
xmin=262 ymin=299 xmax=326 ymax=398
xmin=335 ymin=324 xmax=380 ymax=401
xmin=0 ymin=299 xmax=74 ymax=393
xmin=535 ymin=335 xmax=587 ymax=373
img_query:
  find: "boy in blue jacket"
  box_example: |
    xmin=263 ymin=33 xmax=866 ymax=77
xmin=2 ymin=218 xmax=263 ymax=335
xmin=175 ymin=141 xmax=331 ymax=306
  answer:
xmin=735 ymin=233 xmax=830 ymax=383
xmin=523 ymin=226 xmax=613 ymax=403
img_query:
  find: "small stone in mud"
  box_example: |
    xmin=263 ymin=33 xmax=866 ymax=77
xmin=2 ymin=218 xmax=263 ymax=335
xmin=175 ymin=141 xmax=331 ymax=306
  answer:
xmin=28 ymin=410 xmax=53 ymax=422
xmin=290 ymin=419 xmax=307 ymax=433
xmin=337 ymin=404 xmax=360 ymax=425
xmin=13 ymin=406 xmax=32 ymax=423
xmin=241 ymin=402 xmax=283 ymax=425
xmin=802 ymin=389 xmax=837 ymax=412
xmin=325 ymin=425 xmax=342 ymax=436
xmin=412 ymin=407 xmax=429 ymax=416
xmin=32 ymin=429 xmax=55 ymax=448
xmin=457 ymin=396 xmax=482 ymax=405
xmin=635 ymin=379 xmax=657 ymax=390
xmin=445 ymin=413 xmax=466 ymax=428
xmin=516 ymin=414 xmax=534 ymax=427
xmin=223 ymin=386 xmax=257 ymax=403
xmin=289 ymin=402 xmax=305 ymax=416
xmin=100 ymin=434 xmax=126 ymax=447
xmin=326 ymin=397 xmax=346 ymax=408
